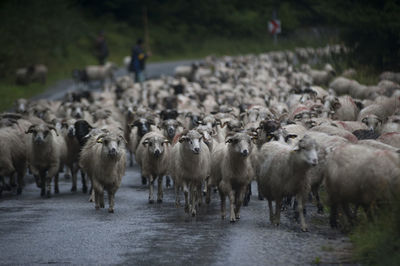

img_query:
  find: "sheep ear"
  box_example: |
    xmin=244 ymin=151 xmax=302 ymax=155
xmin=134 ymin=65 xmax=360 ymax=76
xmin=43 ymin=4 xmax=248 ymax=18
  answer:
xmin=25 ymin=125 xmax=36 ymax=134
xmin=48 ymin=126 xmax=59 ymax=136
xmin=285 ymin=134 xmax=297 ymax=142
xmin=96 ymin=135 xmax=105 ymax=143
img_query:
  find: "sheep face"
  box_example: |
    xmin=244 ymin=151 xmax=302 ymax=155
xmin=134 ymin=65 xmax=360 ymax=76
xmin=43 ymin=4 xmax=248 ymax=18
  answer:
xmin=160 ymin=109 xmax=179 ymax=120
xmin=179 ymin=130 xmax=203 ymax=154
xmin=362 ymin=115 xmax=382 ymax=131
xmin=74 ymin=120 xmax=93 ymax=146
xmin=142 ymin=136 xmax=169 ymax=158
xmin=161 ymin=119 xmax=181 ymax=139
xmin=96 ymin=133 xmax=125 ymax=160
xmin=292 ymin=135 xmax=318 ymax=166
xmin=202 ymin=115 xmax=216 ymax=129
xmin=132 ymin=118 xmax=155 ymax=137
xmin=196 ymin=125 xmax=214 ymax=144
xmin=26 ymin=124 xmax=57 ymax=145
xmin=62 ymin=120 xmax=76 ymax=138
xmin=70 ymin=103 xmax=85 ymax=119
xmin=226 ymin=132 xmax=252 ymax=157
xmin=15 ymin=98 xmax=28 ymax=113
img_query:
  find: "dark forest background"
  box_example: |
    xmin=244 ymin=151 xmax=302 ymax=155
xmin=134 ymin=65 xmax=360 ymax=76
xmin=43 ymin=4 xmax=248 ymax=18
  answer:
xmin=1 ymin=0 xmax=399 ymax=79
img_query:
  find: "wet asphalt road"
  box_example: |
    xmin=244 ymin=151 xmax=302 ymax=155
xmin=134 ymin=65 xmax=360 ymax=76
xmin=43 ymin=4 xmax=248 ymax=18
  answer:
xmin=1 ymin=59 xmax=354 ymax=265
xmin=0 ymin=164 xmax=353 ymax=265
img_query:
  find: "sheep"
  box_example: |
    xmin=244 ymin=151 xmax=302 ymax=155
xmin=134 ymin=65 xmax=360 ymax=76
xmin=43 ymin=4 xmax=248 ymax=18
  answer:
xmin=209 ymin=132 xmax=254 ymax=222
xmin=377 ymin=132 xmax=400 ymax=148
xmin=169 ymin=130 xmax=211 ymax=216
xmin=135 ymin=132 xmax=170 ymax=203
xmin=310 ymin=125 xmax=358 ymax=142
xmin=77 ymin=62 xmax=117 ymax=84
xmin=0 ymin=127 xmax=27 ymax=195
xmin=15 ymin=64 xmax=48 ymax=85
xmin=79 ymin=131 xmax=127 ymax=213
xmin=379 ymin=71 xmax=400 ymax=84
xmin=324 ymin=144 xmax=400 ymax=227
xmin=25 ymin=124 xmax=67 ymax=197
xmin=61 ymin=119 xmax=87 ymax=193
xmin=258 ymin=135 xmax=319 ymax=231
xmin=308 ymin=64 xmax=336 ymax=86
xmin=333 ymin=96 xmax=359 ymax=121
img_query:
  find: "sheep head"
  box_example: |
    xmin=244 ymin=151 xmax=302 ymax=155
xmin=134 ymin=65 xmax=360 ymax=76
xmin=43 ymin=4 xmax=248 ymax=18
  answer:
xmin=26 ymin=124 xmax=58 ymax=145
xmin=96 ymin=133 xmax=125 ymax=159
xmin=179 ymin=130 xmax=203 ymax=154
xmin=291 ymin=135 xmax=319 ymax=166
xmin=142 ymin=135 xmax=169 ymax=158
xmin=225 ymin=132 xmax=253 ymax=158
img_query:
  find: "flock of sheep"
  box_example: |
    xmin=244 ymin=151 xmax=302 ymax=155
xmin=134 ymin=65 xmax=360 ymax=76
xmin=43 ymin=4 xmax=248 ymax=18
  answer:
xmin=3 ymin=44 xmax=400 ymax=231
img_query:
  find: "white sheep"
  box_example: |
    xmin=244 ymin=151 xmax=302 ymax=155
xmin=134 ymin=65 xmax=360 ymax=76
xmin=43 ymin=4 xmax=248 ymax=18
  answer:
xmin=169 ymin=130 xmax=211 ymax=216
xmin=79 ymin=130 xmax=127 ymax=213
xmin=324 ymin=144 xmax=400 ymax=227
xmin=258 ymin=135 xmax=319 ymax=231
xmin=209 ymin=132 xmax=254 ymax=222
xmin=25 ymin=124 xmax=67 ymax=197
xmin=135 ymin=132 xmax=170 ymax=203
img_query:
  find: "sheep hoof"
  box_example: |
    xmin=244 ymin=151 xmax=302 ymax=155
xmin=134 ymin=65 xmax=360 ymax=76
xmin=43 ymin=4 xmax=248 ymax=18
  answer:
xmin=100 ymin=203 xmax=105 ymax=208
xmin=191 ymin=211 xmax=196 ymax=217
xmin=157 ymin=199 xmax=163 ymax=203
xmin=149 ymin=199 xmax=154 ymax=204
xmin=71 ymin=186 xmax=77 ymax=192
xmin=235 ymin=215 xmax=241 ymax=220
xmin=301 ymin=227 xmax=309 ymax=232
xmin=230 ymin=218 xmax=236 ymax=223
xmin=221 ymin=215 xmax=226 ymax=220
xmin=82 ymin=186 xmax=88 ymax=194
xmin=17 ymin=188 xmax=22 ymax=195
xmin=108 ymin=208 xmax=114 ymax=213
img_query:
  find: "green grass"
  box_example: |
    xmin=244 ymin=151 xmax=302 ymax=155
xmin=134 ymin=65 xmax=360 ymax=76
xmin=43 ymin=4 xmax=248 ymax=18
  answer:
xmin=350 ymin=200 xmax=400 ymax=266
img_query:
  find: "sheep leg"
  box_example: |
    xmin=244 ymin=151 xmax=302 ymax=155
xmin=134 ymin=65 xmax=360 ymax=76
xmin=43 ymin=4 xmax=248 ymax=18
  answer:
xmin=220 ymin=191 xmax=226 ymax=220
xmin=40 ymin=172 xmax=46 ymax=197
xmin=205 ymin=182 xmax=211 ymax=205
xmin=47 ymin=165 xmax=59 ymax=198
xmin=313 ymin=186 xmax=324 ymax=214
xmin=329 ymin=204 xmax=338 ymax=228
xmin=70 ymin=164 xmax=77 ymax=192
xmin=190 ymin=184 xmax=197 ymax=217
xmin=107 ymin=190 xmax=115 ymax=213
xmin=183 ymin=182 xmax=189 ymax=213
xmin=166 ymin=175 xmax=171 ymax=188
xmin=94 ymin=189 xmax=100 ymax=210
xmin=274 ymin=199 xmax=282 ymax=226
xmin=148 ymin=175 xmax=154 ymax=204
xmin=229 ymin=190 xmax=236 ymax=223
xmin=257 ymin=181 xmax=264 ymax=200
xmin=174 ymin=184 xmax=181 ymax=208
xmin=99 ymin=189 xmax=105 ymax=208
xmin=342 ymin=203 xmax=355 ymax=226
xmin=296 ymin=194 xmax=308 ymax=232
xmin=17 ymin=171 xmax=24 ymax=195
xmin=54 ymin=174 xmax=59 ymax=194
xmin=9 ymin=174 xmax=16 ymax=188
xmin=157 ymin=176 xmax=163 ymax=203
xmin=81 ymin=170 xmax=88 ymax=193
xmin=129 ymin=151 xmax=134 ymax=167
xmin=268 ymin=199 xmax=274 ymax=223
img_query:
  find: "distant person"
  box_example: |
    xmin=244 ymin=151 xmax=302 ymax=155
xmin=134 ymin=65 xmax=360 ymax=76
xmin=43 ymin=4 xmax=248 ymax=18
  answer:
xmin=129 ymin=38 xmax=150 ymax=83
xmin=94 ymin=31 xmax=109 ymax=65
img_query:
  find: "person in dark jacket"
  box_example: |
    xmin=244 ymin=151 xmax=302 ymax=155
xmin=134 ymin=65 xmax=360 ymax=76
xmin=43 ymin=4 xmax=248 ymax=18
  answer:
xmin=94 ymin=31 xmax=109 ymax=65
xmin=129 ymin=38 xmax=150 ymax=83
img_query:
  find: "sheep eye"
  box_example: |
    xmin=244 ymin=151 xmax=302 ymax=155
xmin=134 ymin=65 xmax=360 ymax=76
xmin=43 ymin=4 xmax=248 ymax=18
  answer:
xmin=117 ymin=140 xmax=121 ymax=145
xmin=103 ymin=139 xmax=109 ymax=145
xmin=149 ymin=142 xmax=153 ymax=146
xmin=43 ymin=131 xmax=49 ymax=137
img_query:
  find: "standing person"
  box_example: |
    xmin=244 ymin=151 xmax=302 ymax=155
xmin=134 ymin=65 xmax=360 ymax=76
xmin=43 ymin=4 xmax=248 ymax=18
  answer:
xmin=94 ymin=31 xmax=109 ymax=65
xmin=129 ymin=38 xmax=150 ymax=83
